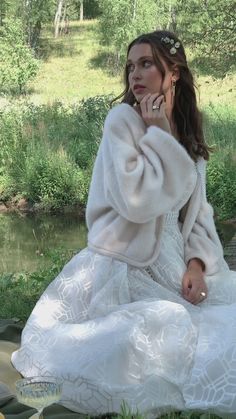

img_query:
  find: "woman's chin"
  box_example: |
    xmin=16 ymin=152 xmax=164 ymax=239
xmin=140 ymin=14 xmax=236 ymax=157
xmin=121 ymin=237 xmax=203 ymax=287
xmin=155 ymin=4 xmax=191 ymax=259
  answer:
xmin=133 ymin=93 xmax=146 ymax=103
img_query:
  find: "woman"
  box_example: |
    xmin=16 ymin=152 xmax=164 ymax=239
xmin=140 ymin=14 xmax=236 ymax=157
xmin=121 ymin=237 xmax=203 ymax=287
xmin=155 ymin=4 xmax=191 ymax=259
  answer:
xmin=12 ymin=30 xmax=236 ymax=418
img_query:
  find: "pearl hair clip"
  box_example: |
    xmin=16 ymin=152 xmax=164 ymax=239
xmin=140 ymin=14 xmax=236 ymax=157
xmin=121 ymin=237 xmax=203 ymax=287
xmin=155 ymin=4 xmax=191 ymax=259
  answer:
xmin=161 ymin=37 xmax=180 ymax=55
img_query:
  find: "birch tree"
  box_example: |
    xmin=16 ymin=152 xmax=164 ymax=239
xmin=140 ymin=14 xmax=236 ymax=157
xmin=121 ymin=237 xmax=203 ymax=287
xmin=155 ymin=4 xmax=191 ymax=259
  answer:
xmin=54 ymin=0 xmax=64 ymax=38
xmin=99 ymin=0 xmax=158 ymax=64
xmin=79 ymin=0 xmax=83 ymax=21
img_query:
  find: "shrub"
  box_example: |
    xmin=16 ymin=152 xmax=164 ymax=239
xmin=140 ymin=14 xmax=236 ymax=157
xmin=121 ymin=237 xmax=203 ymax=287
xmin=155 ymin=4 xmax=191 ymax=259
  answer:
xmin=23 ymin=145 xmax=87 ymax=210
xmin=1 ymin=97 xmax=234 ymax=220
xmin=207 ymin=152 xmax=236 ymax=221
xmin=0 ymin=18 xmax=39 ymax=94
xmin=0 ymin=96 xmax=111 ymax=209
xmin=99 ymin=0 xmax=158 ymax=64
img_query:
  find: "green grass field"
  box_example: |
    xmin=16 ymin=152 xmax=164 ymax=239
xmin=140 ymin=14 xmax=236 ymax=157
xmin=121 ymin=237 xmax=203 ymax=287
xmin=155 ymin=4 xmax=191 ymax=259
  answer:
xmin=25 ymin=20 xmax=235 ymax=109
xmin=27 ymin=20 xmax=121 ymax=103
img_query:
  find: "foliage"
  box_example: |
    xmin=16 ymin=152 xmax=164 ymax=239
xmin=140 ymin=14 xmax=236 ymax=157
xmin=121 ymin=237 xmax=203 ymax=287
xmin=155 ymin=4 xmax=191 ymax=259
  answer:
xmin=203 ymin=104 xmax=236 ymax=221
xmin=69 ymin=0 xmax=101 ymax=19
xmin=0 ymin=21 xmax=235 ymax=219
xmin=178 ymin=0 xmax=235 ymax=60
xmin=23 ymin=146 xmax=86 ymax=210
xmin=22 ymin=0 xmax=54 ymax=49
xmin=207 ymin=153 xmax=236 ymax=221
xmin=0 ymin=248 xmax=76 ymax=321
xmin=152 ymin=0 xmax=235 ymax=73
xmin=84 ymin=0 xmax=100 ymax=18
xmin=0 ymin=99 xmax=235 ymax=220
xmin=0 ymin=96 xmax=110 ymax=211
xmin=97 ymin=0 xmax=235 ymax=74
xmin=0 ymin=18 xmax=39 ymax=94
xmin=1 ymin=0 xmax=55 ymax=49
xmin=98 ymin=0 xmax=158 ymax=64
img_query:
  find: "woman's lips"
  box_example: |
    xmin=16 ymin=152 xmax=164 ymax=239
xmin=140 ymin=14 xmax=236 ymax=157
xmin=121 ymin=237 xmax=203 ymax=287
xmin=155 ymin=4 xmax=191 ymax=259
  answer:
xmin=133 ymin=85 xmax=146 ymax=93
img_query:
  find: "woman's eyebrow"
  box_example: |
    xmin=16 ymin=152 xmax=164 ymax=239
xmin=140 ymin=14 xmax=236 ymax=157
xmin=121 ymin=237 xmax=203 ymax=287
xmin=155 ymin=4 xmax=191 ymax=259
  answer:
xmin=126 ymin=55 xmax=153 ymax=63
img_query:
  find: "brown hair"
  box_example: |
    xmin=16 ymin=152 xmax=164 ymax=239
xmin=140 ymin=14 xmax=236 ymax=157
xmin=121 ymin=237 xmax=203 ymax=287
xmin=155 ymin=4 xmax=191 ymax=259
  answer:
xmin=112 ymin=30 xmax=210 ymax=161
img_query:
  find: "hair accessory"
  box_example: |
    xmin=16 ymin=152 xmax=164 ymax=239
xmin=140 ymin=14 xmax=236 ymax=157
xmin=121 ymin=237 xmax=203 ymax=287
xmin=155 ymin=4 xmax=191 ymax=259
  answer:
xmin=161 ymin=37 xmax=180 ymax=54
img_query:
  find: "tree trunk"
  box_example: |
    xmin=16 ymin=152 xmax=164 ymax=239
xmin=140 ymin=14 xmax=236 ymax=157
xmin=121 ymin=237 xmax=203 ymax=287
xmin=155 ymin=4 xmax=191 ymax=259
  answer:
xmin=80 ymin=0 xmax=83 ymax=21
xmin=31 ymin=20 xmax=42 ymax=49
xmin=167 ymin=2 xmax=177 ymax=33
xmin=60 ymin=1 xmax=68 ymax=35
xmin=54 ymin=0 xmax=64 ymax=38
xmin=0 ymin=0 xmax=6 ymax=26
xmin=132 ymin=0 xmax=137 ymax=20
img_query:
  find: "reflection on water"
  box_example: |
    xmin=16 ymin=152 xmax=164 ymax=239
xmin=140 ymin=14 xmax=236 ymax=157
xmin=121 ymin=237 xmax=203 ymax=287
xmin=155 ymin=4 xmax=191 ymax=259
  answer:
xmin=0 ymin=213 xmax=235 ymax=274
xmin=0 ymin=213 xmax=87 ymax=273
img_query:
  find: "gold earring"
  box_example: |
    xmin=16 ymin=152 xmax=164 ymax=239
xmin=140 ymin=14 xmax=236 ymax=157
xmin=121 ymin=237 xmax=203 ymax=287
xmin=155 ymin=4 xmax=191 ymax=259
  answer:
xmin=172 ymin=79 xmax=176 ymax=97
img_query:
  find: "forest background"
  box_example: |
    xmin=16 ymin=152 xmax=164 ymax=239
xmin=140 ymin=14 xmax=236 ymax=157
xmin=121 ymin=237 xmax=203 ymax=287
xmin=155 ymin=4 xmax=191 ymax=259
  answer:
xmin=0 ymin=0 xmax=235 ymax=327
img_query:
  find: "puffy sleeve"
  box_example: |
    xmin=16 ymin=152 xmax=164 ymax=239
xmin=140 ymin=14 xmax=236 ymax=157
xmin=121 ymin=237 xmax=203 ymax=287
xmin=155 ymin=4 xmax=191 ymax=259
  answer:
xmin=102 ymin=104 xmax=197 ymax=223
xmin=183 ymin=158 xmax=225 ymax=275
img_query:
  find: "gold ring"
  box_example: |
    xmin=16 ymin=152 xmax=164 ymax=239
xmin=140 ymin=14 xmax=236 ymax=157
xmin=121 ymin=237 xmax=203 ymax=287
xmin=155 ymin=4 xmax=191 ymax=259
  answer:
xmin=152 ymin=105 xmax=160 ymax=110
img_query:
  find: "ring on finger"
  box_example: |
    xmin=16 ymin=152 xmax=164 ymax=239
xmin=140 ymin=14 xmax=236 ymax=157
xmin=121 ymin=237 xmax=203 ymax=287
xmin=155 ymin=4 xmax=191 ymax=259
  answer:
xmin=152 ymin=105 xmax=160 ymax=110
xmin=200 ymin=291 xmax=206 ymax=298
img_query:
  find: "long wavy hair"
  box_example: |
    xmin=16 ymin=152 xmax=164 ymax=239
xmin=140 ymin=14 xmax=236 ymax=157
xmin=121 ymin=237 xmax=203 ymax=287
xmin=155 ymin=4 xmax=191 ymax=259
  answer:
xmin=112 ymin=30 xmax=211 ymax=161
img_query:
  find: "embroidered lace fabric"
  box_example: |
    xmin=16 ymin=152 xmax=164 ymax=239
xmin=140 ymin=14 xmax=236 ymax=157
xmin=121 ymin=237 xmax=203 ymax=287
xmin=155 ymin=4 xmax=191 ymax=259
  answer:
xmin=12 ymin=212 xmax=236 ymax=418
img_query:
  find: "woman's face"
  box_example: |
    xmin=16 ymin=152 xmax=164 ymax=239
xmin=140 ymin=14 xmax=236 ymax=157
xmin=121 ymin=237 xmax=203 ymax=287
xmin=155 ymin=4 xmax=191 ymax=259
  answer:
xmin=127 ymin=43 xmax=174 ymax=109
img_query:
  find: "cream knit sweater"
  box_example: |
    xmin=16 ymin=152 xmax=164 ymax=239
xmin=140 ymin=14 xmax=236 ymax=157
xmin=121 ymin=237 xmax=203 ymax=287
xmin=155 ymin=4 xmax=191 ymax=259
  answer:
xmin=86 ymin=103 xmax=224 ymax=275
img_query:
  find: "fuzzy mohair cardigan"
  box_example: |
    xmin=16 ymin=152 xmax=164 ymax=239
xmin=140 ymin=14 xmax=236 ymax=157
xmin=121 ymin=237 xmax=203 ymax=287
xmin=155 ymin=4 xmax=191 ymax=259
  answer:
xmin=86 ymin=103 xmax=224 ymax=275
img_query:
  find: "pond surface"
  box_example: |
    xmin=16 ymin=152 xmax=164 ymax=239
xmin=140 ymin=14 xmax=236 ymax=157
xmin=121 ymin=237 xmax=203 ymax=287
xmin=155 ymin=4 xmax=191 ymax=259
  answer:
xmin=0 ymin=212 xmax=87 ymax=273
xmin=0 ymin=213 xmax=235 ymax=274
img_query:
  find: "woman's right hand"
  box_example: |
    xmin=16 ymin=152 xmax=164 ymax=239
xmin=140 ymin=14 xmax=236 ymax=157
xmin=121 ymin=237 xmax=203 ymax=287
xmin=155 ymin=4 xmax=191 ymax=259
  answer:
xmin=139 ymin=93 xmax=171 ymax=133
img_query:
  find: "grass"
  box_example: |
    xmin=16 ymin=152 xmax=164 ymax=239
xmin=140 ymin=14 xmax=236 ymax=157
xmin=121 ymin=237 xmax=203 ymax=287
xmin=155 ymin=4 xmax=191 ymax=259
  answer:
xmin=0 ymin=249 xmax=75 ymax=321
xmin=27 ymin=20 xmax=122 ymax=104
xmin=5 ymin=19 xmax=233 ymax=110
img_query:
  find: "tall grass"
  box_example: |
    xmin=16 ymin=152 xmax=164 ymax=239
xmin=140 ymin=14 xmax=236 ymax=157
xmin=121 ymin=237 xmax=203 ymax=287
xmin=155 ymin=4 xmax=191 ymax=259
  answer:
xmin=0 ymin=98 xmax=235 ymax=219
xmin=204 ymin=105 xmax=236 ymax=220
xmin=0 ymin=96 xmax=110 ymax=211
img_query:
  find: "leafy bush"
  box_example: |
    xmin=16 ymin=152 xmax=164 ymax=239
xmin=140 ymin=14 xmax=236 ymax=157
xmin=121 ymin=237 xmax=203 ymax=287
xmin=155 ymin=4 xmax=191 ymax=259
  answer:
xmin=0 ymin=97 xmax=234 ymax=220
xmin=203 ymin=104 xmax=236 ymax=220
xmin=207 ymin=152 xmax=236 ymax=221
xmin=99 ymin=0 xmax=158 ymax=63
xmin=0 ymin=18 xmax=39 ymax=94
xmin=23 ymin=145 xmax=87 ymax=210
xmin=0 ymin=96 xmax=110 ymax=210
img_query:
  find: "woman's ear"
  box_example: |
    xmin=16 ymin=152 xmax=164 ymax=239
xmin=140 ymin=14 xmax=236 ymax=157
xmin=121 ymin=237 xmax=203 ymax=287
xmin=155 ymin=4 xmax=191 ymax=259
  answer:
xmin=172 ymin=66 xmax=180 ymax=81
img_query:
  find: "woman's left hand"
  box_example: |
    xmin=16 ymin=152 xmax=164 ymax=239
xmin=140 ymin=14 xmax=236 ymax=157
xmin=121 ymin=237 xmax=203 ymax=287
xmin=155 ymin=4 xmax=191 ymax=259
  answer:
xmin=182 ymin=259 xmax=207 ymax=305
xmin=139 ymin=93 xmax=171 ymax=133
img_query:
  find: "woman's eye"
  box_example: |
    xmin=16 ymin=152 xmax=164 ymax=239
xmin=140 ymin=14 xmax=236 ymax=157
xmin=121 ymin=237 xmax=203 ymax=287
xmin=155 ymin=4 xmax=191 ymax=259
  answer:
xmin=127 ymin=64 xmax=135 ymax=73
xmin=143 ymin=60 xmax=152 ymax=68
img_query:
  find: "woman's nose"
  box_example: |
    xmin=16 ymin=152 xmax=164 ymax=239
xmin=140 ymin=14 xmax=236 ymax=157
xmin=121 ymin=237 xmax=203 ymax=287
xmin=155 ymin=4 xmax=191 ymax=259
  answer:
xmin=132 ymin=67 xmax=141 ymax=79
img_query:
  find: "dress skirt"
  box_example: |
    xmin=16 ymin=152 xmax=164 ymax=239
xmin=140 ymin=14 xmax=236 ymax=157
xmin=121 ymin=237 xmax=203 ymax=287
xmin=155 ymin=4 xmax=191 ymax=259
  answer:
xmin=12 ymin=212 xmax=236 ymax=418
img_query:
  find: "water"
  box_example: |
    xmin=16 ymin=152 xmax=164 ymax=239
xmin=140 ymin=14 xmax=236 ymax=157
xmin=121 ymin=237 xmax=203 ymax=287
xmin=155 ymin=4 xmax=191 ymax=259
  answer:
xmin=0 ymin=213 xmax=235 ymax=274
xmin=0 ymin=212 xmax=87 ymax=273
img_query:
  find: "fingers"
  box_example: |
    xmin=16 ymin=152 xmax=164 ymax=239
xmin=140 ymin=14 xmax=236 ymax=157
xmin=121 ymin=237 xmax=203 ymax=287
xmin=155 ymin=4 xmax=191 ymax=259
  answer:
xmin=152 ymin=95 xmax=165 ymax=112
xmin=140 ymin=93 xmax=165 ymax=117
xmin=182 ymin=274 xmax=191 ymax=298
xmin=187 ymin=284 xmax=207 ymax=305
xmin=139 ymin=93 xmax=170 ymax=131
xmin=182 ymin=273 xmax=208 ymax=305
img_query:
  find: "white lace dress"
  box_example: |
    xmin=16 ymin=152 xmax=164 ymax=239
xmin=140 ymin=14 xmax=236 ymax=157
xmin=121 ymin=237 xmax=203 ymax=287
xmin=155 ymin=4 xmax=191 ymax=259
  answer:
xmin=12 ymin=212 xmax=236 ymax=418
